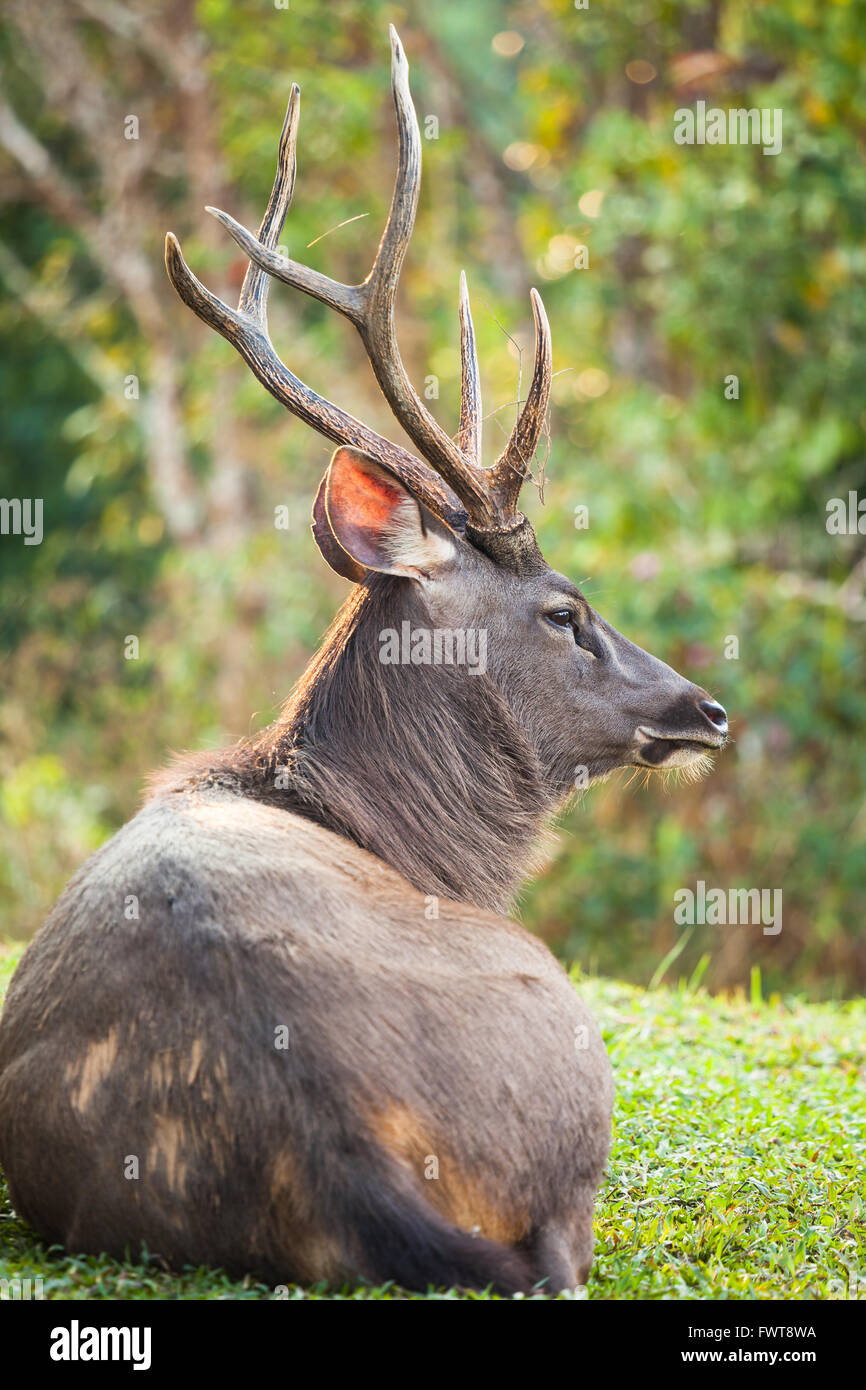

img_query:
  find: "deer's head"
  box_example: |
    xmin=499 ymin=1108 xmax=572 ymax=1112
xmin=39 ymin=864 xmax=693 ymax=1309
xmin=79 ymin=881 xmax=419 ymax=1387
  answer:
xmin=166 ymin=27 xmax=727 ymax=806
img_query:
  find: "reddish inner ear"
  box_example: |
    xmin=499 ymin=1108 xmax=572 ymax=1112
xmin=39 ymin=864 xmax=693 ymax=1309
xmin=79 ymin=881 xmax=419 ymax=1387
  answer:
xmin=325 ymin=448 xmax=417 ymax=573
xmin=331 ymin=463 xmax=404 ymax=531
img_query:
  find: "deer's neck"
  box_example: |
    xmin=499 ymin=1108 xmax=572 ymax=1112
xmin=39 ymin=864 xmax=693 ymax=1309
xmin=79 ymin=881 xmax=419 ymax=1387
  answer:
xmin=234 ymin=578 xmax=552 ymax=914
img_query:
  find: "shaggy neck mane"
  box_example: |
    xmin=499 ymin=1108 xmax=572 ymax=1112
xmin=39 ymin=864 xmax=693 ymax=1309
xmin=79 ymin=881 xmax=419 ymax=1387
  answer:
xmin=161 ymin=576 xmax=553 ymax=913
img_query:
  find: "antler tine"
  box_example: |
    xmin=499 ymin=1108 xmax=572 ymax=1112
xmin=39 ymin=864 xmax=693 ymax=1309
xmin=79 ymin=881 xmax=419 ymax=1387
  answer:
xmin=166 ymin=84 xmax=467 ymax=524
xmin=236 ymin=83 xmax=300 ymax=326
xmin=362 ymin=26 xmax=420 ymax=310
xmin=204 ymin=79 xmax=360 ymax=329
xmin=205 ymin=26 xmax=499 ymax=528
xmin=457 ymin=271 xmax=482 ymax=464
xmin=488 ymin=288 xmax=552 ymax=508
xmin=352 ymin=26 xmax=492 ymax=513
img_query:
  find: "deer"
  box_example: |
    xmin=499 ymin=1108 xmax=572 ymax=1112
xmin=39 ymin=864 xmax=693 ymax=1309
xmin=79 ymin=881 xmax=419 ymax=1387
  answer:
xmin=0 ymin=28 xmax=727 ymax=1296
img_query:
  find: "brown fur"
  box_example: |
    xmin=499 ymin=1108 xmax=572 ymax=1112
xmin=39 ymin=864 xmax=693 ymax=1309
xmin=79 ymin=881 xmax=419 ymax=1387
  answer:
xmin=149 ymin=575 xmax=555 ymax=916
xmin=0 ymin=786 xmax=612 ymax=1291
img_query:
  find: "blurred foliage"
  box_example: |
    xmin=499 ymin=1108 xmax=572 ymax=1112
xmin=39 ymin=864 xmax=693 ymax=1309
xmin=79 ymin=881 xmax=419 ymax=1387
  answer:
xmin=0 ymin=0 xmax=864 ymax=997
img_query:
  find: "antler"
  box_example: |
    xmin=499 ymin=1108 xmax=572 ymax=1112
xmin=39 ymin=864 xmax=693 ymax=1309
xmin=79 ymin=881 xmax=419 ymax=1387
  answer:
xmin=165 ymin=25 xmax=551 ymax=534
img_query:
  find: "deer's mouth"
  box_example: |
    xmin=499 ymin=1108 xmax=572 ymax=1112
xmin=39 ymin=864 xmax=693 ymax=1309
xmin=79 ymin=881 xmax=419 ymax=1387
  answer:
xmin=633 ymin=726 xmax=726 ymax=768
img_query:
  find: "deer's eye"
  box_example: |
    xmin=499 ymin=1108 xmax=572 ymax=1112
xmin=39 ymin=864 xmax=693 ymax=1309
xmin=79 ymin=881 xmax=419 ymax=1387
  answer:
xmin=546 ymin=609 xmax=576 ymax=630
xmin=545 ymin=608 xmax=598 ymax=657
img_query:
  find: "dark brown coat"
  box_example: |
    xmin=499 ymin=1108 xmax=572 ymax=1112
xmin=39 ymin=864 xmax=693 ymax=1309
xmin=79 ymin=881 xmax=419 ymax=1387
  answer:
xmin=0 ymin=781 xmax=611 ymax=1292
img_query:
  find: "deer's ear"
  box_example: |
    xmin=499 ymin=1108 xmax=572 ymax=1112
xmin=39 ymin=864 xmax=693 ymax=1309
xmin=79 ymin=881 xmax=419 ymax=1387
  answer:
xmin=311 ymin=472 xmax=367 ymax=582
xmin=316 ymin=447 xmax=456 ymax=579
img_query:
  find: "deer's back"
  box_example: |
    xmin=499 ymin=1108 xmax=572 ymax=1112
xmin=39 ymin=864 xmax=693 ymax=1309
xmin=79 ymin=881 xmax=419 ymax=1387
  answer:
xmin=0 ymin=786 xmax=612 ymax=1285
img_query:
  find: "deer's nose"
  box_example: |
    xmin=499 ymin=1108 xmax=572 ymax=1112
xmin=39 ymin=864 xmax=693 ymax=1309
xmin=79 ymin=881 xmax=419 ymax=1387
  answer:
xmin=698 ymin=698 xmax=727 ymax=735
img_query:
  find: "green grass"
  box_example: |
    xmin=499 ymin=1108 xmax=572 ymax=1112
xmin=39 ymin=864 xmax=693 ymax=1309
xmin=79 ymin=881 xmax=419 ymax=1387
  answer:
xmin=1 ymin=943 xmax=863 ymax=1300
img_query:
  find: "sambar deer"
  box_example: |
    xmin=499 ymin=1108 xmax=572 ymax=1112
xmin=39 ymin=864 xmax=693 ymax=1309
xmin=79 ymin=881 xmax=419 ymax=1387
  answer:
xmin=0 ymin=29 xmax=727 ymax=1295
